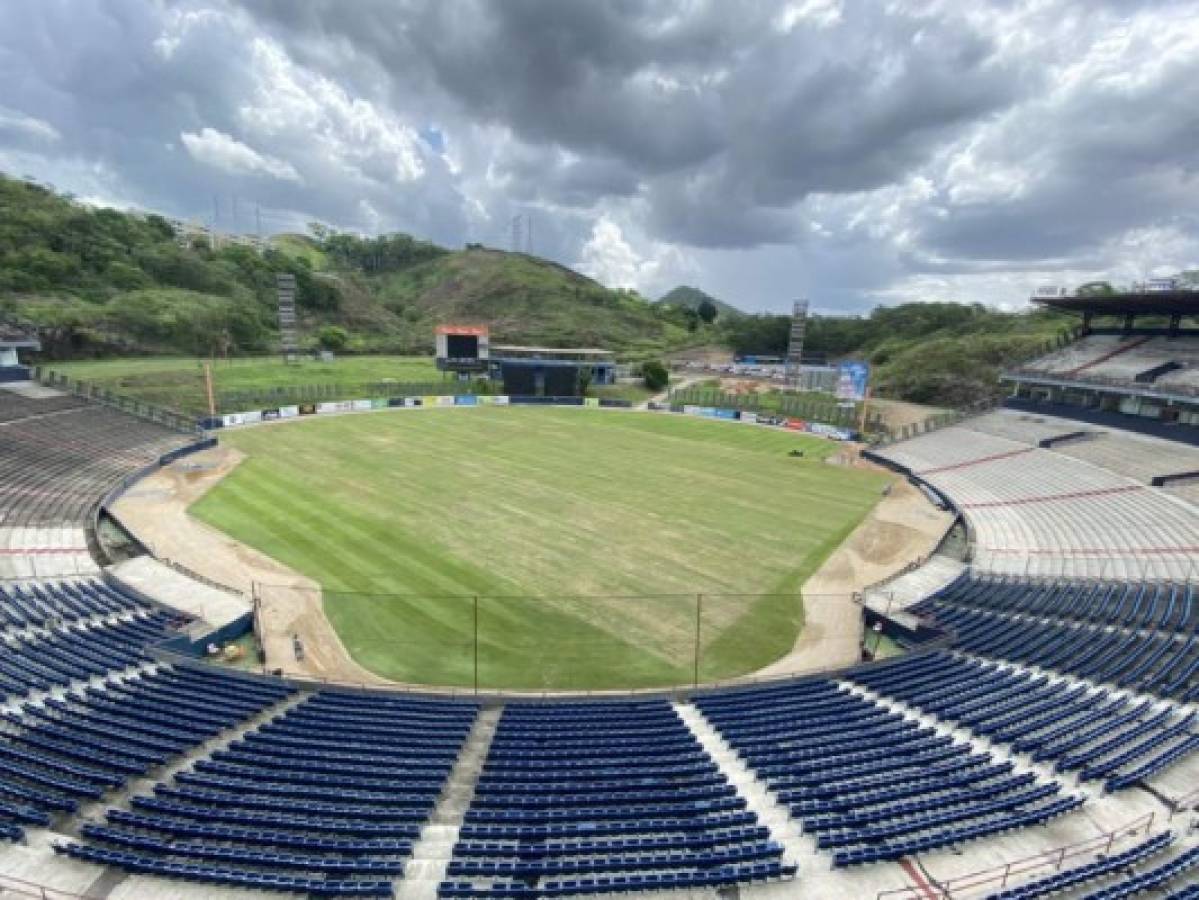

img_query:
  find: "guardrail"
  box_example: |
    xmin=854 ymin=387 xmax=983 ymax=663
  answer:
xmin=875 ymin=812 xmax=1158 ymax=900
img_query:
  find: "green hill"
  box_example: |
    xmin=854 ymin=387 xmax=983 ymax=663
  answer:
xmin=658 ymin=285 xmax=743 ymax=319
xmin=0 ymin=173 xmax=703 ymax=358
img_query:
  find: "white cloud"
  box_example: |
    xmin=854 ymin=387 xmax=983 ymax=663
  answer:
xmin=577 ymin=215 xmax=694 ymax=294
xmin=0 ymin=106 xmax=59 ymax=142
xmin=239 ymin=38 xmax=425 ymax=186
xmin=180 ymin=127 xmax=302 ymax=182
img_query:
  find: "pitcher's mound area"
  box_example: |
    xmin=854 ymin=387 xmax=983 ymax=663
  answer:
xmin=191 ymin=408 xmax=891 ymax=689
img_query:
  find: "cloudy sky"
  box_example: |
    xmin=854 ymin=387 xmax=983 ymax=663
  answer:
xmin=2 ymin=0 xmax=1198 ymax=314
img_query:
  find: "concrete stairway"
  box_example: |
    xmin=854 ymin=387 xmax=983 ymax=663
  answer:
xmin=394 ymin=705 xmax=502 ymax=900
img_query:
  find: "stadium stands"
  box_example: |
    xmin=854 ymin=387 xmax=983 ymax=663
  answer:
xmin=67 ymin=690 xmax=478 ymax=897
xmin=693 ymin=679 xmax=1080 ymax=868
xmin=441 ymin=700 xmax=794 ymax=898
xmin=874 ymin=425 xmax=1199 ymax=578
xmin=1 ymin=666 xmax=291 ymax=840
xmin=0 ymin=404 xmax=193 ymax=529
xmin=0 ymin=375 xmax=1196 ymax=898
xmin=850 ymin=651 xmax=1199 ymax=791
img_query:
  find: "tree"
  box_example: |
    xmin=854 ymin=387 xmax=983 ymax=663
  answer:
xmin=642 ymin=359 xmax=669 ymax=391
xmin=696 ymin=298 xmax=718 ymax=324
xmin=316 ymin=325 xmax=349 ymax=351
xmin=576 ymin=366 xmax=593 ymax=396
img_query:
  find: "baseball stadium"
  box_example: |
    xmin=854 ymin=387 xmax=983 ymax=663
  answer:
xmin=0 ymin=280 xmax=1197 ymax=900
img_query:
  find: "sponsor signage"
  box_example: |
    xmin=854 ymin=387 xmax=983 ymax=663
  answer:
xmin=739 ymin=412 xmax=758 ymax=424
xmin=352 ymin=399 xmax=372 ymax=411
xmin=493 ymin=395 xmax=509 ymax=406
xmin=835 ymin=362 xmax=870 ymax=402
xmin=584 ymin=397 xmax=600 ymax=408
xmin=279 ymin=406 xmax=299 ymax=418
xmin=454 ymin=395 xmax=478 ymax=406
xmin=261 ymin=408 xmax=281 ymax=421
xmin=298 ymin=403 xmax=316 ymax=415
xmin=222 ymin=413 xmax=244 ymax=428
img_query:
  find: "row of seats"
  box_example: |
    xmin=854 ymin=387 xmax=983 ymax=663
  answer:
xmin=850 ymin=651 xmax=1198 ymax=792
xmin=0 ymin=665 xmax=292 ymax=824
xmin=70 ymin=690 xmax=479 ymax=893
xmin=920 ymin=575 xmax=1197 ymax=635
xmin=985 ymin=830 xmax=1175 ymax=900
xmin=918 ymin=601 xmax=1199 ymax=702
xmin=1077 ymin=845 xmax=1199 ymax=899
xmin=0 ymin=612 xmax=177 ymax=702
xmin=441 ymin=700 xmax=789 ymax=897
xmin=0 ymin=577 xmax=154 ymax=631
xmin=692 ymin=678 xmax=1079 ymax=867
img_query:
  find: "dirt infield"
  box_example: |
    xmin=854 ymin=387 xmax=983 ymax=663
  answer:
xmin=748 ymin=461 xmax=954 ymax=680
xmin=112 ymin=435 xmax=951 ymax=691
xmin=109 ymin=445 xmax=389 ymax=685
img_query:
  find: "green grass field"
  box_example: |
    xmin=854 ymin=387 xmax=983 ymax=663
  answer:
xmin=45 ymin=355 xmax=443 ymax=415
xmin=192 ymin=407 xmax=890 ymax=689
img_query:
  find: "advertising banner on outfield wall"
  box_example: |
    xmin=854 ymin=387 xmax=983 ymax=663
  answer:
xmin=436 ymin=396 xmax=455 ymax=407
xmin=454 ymin=395 xmax=478 ymax=406
xmin=493 ymin=395 xmax=509 ymax=405
xmin=299 ymin=403 xmax=316 ymax=415
xmin=711 ymin=408 xmax=737 ymax=419
xmin=222 ymin=413 xmax=244 ymax=428
xmin=241 ymin=410 xmax=263 ymax=425
xmin=279 ymin=406 xmax=299 ymax=418
xmin=405 ymin=397 xmax=421 ymax=407
xmin=316 ymin=400 xmax=354 ymax=414
xmin=371 ymin=398 xmax=388 ymax=409
xmin=353 ymin=399 xmax=372 ymax=412
xmin=739 ymin=412 xmax=758 ymax=424
xmin=584 ymin=398 xmax=600 ymax=408
xmin=261 ymin=408 xmax=281 ymax=421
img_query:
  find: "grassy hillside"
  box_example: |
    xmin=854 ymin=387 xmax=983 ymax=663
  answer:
xmin=193 ymin=407 xmax=889 ymax=688
xmin=720 ymin=302 xmax=1078 ymax=407
xmin=0 ymin=173 xmax=705 ymax=358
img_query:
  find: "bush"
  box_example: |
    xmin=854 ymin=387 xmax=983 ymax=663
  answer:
xmin=317 ymin=325 xmax=349 ymax=351
xmin=642 ymin=359 xmax=669 ymax=391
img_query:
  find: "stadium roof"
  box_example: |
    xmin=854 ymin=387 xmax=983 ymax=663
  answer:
xmin=1034 ymin=290 xmax=1199 ymax=317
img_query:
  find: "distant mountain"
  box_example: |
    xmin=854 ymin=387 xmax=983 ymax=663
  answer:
xmin=657 ymin=285 xmax=743 ymax=319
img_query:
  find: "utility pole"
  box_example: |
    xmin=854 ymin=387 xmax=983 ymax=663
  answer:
xmin=510 ymin=214 xmax=522 ymax=253
xmin=256 ymin=205 xmax=262 ymax=238
xmin=526 ymin=213 xmax=533 ymax=255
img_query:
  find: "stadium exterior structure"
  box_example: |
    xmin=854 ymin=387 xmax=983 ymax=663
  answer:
xmin=1004 ymin=289 xmax=1199 ymax=441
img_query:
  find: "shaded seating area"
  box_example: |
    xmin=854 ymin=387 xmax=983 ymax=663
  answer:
xmin=440 ymin=700 xmax=793 ymax=898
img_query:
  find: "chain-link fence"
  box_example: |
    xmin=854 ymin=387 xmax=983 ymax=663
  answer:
xmin=254 ymin=586 xmax=870 ymax=693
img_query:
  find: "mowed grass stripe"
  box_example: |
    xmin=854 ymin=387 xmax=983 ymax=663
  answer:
xmin=195 ymin=408 xmax=890 ymax=688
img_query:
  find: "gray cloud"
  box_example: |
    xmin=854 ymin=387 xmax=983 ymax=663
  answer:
xmin=1 ymin=0 xmax=1198 ymax=311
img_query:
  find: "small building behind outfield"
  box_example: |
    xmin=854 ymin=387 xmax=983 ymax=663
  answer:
xmin=0 ymin=326 xmax=39 ymax=382
xmin=488 ymin=346 xmax=616 ymax=396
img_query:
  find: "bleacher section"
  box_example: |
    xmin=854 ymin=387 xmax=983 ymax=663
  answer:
xmin=0 ymin=666 xmax=290 ymax=842
xmin=0 ymin=404 xmax=193 ymax=529
xmin=912 ymin=576 xmax=1199 ymax=703
xmin=874 ymin=425 xmax=1199 ymax=578
xmin=693 ymin=679 xmax=1080 ymax=868
xmin=0 ymin=577 xmax=155 ymax=631
xmin=66 ymin=691 xmax=478 ymax=897
xmin=984 ymin=830 xmax=1176 ymax=900
xmin=441 ymin=700 xmax=793 ymax=898
xmin=851 ymin=652 xmax=1198 ymax=792
xmin=1015 ymin=335 xmax=1199 ymax=392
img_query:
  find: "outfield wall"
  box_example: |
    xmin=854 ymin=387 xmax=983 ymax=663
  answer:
xmin=196 ymin=391 xmax=861 ymax=441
